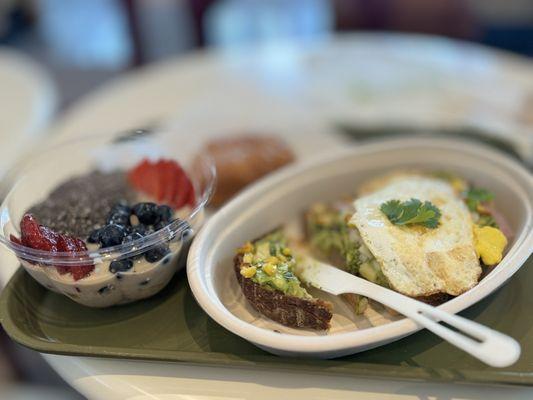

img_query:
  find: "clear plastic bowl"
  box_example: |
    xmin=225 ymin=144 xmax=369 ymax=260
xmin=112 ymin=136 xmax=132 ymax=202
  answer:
xmin=0 ymin=131 xmax=215 ymax=307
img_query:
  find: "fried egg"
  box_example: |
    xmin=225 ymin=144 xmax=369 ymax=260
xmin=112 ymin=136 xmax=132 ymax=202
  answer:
xmin=350 ymin=174 xmax=481 ymax=297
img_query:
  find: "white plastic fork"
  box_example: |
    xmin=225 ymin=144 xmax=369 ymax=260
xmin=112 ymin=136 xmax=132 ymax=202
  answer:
xmin=295 ymin=257 xmax=521 ymax=368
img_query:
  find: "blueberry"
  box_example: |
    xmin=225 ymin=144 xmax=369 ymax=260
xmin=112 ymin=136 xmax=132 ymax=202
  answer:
xmin=123 ymin=232 xmax=144 ymax=243
xmin=144 ymin=244 xmax=170 ymax=263
xmin=97 ymin=284 xmax=114 ymax=295
xmin=107 ymin=204 xmax=132 ymax=226
xmin=110 ymin=203 xmax=131 ymax=216
xmin=87 ymin=228 xmax=102 ymax=244
xmin=154 ymin=220 xmax=169 ymax=231
xmin=107 ymin=213 xmax=131 ymax=227
xmin=99 ymin=224 xmax=127 ymax=248
xmin=133 ymin=202 xmax=159 ymax=225
xmin=109 ymin=259 xmax=134 ymax=273
xmin=131 ymin=224 xmax=149 ymax=236
xmin=156 ymin=205 xmax=173 ymax=223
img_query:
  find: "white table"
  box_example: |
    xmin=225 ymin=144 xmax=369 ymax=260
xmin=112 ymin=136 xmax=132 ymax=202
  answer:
xmin=0 ymin=47 xmax=57 ymax=177
xmin=3 ymin=33 xmax=533 ymax=399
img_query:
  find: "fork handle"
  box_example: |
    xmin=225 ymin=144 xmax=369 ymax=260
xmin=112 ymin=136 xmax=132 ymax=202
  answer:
xmin=354 ymin=281 xmax=520 ymax=368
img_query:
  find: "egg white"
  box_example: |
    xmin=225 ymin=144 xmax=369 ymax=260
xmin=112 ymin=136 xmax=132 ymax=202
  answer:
xmin=350 ymin=175 xmax=481 ymax=297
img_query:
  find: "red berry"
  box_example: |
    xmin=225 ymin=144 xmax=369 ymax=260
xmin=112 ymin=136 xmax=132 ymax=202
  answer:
xmin=57 ymin=235 xmax=93 ymax=280
xmin=171 ymin=167 xmax=189 ymax=209
xmin=9 ymin=234 xmax=22 ymax=245
xmin=186 ymin=181 xmax=196 ymax=207
xmin=161 ymin=160 xmax=178 ymax=204
xmin=57 ymin=235 xmax=84 ymax=252
xmin=21 ymin=214 xmax=59 ymax=251
xmin=19 ymin=213 xmax=94 ymax=280
xmin=128 ymin=158 xmax=195 ymax=210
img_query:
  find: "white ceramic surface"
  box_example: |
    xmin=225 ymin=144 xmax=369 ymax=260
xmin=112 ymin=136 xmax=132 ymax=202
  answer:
xmin=188 ymin=138 xmax=533 ymax=358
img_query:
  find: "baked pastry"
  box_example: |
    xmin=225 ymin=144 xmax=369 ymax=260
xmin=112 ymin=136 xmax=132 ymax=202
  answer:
xmin=194 ymin=135 xmax=294 ymax=206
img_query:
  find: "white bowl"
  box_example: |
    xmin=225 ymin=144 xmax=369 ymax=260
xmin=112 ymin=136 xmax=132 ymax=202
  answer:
xmin=187 ymin=138 xmax=533 ymax=358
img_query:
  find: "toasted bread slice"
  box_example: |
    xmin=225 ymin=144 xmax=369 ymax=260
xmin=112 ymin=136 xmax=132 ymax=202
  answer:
xmin=234 ymin=236 xmax=333 ymax=331
xmin=304 ymin=201 xmax=457 ymax=309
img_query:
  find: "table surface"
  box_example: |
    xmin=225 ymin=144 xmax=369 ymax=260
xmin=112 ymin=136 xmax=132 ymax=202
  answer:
xmin=2 ymin=33 xmax=533 ymax=399
xmin=0 ymin=47 xmax=57 ymax=177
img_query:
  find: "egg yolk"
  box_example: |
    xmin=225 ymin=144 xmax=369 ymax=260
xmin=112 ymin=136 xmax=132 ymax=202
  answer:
xmin=473 ymin=225 xmax=508 ymax=266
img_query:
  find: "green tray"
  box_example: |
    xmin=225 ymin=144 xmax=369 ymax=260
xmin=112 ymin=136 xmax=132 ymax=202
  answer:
xmin=1 ymin=258 xmax=532 ymax=387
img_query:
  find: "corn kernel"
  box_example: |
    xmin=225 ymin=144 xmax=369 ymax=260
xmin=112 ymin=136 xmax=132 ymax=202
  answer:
xmin=282 ymin=247 xmax=292 ymax=256
xmin=237 ymin=242 xmax=254 ymax=254
xmin=242 ymin=253 xmax=253 ymax=264
xmin=450 ymin=177 xmax=468 ymax=194
xmin=266 ymin=256 xmax=279 ymax=264
xmin=263 ymin=263 xmax=277 ymax=276
xmin=240 ymin=266 xmax=257 ymax=278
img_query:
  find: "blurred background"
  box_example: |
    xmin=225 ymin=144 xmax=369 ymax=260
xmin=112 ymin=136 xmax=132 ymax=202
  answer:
xmin=0 ymin=0 xmax=531 ymax=399
xmin=1 ymin=0 xmax=532 ymax=109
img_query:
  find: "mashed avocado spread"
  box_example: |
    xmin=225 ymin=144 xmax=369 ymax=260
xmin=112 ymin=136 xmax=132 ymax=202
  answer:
xmin=237 ymin=231 xmax=310 ymax=298
xmin=306 ymin=203 xmax=389 ymax=287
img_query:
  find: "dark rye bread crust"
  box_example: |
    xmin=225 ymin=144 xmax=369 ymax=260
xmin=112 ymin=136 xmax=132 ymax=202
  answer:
xmin=234 ymin=253 xmax=333 ymax=330
xmin=416 ymin=292 xmax=452 ymax=306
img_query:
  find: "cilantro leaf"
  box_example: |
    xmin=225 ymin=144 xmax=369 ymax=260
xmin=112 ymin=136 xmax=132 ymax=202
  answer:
xmin=379 ymin=199 xmax=403 ymax=223
xmin=463 ymin=187 xmax=494 ymax=211
xmin=380 ymin=198 xmax=441 ymax=229
xmin=477 ymin=214 xmax=498 ymax=228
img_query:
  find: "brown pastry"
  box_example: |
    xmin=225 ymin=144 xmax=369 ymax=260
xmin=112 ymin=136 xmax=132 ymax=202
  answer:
xmin=193 ymin=135 xmax=294 ymax=207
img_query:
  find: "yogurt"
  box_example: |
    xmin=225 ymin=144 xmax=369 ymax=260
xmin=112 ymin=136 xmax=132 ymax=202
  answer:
xmin=20 ymin=240 xmax=185 ymax=307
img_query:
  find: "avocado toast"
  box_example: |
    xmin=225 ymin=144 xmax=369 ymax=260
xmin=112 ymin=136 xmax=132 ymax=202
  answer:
xmin=234 ymin=231 xmax=333 ymax=330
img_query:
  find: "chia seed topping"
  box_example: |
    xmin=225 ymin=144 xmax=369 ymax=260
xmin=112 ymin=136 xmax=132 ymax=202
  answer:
xmin=28 ymin=171 xmax=136 ymax=238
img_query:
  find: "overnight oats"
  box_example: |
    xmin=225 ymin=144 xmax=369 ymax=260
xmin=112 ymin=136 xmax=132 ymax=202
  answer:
xmin=0 ymin=134 xmax=215 ymax=307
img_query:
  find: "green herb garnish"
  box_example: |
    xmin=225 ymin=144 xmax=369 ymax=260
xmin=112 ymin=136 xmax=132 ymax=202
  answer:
xmin=477 ymin=214 xmax=498 ymax=228
xmin=463 ymin=187 xmax=494 ymax=211
xmin=380 ymin=198 xmax=441 ymax=228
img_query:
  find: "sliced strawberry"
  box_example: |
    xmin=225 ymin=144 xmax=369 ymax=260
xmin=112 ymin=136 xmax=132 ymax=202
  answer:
xmin=70 ymin=246 xmax=94 ymax=280
xmin=160 ymin=160 xmax=177 ymax=204
xmin=21 ymin=214 xmax=59 ymax=251
xmin=144 ymin=163 xmax=160 ymax=201
xmin=57 ymin=237 xmax=73 ymax=273
xmin=155 ymin=159 xmax=167 ymax=201
xmin=19 ymin=213 xmax=94 ymax=280
xmin=128 ymin=159 xmax=150 ymax=193
xmin=172 ymin=168 xmax=190 ymax=209
xmin=10 ymin=234 xmax=22 ymax=245
xmin=60 ymin=236 xmax=93 ymax=281
xmin=69 ymin=264 xmax=94 ymax=281
xmin=138 ymin=162 xmax=153 ymax=193
xmin=186 ymin=180 xmax=196 ymax=207
xmin=128 ymin=158 xmax=195 ymax=209
xmin=57 ymin=235 xmax=81 ymax=252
